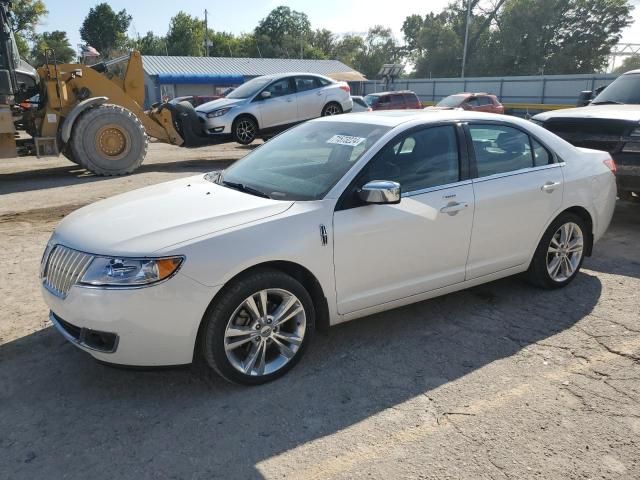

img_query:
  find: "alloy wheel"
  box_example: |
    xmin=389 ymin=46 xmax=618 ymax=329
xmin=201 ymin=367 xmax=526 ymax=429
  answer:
xmin=236 ymin=119 xmax=256 ymax=143
xmin=546 ymin=222 xmax=584 ymax=282
xmin=323 ymin=104 xmax=341 ymax=116
xmin=224 ymin=288 xmax=306 ymax=377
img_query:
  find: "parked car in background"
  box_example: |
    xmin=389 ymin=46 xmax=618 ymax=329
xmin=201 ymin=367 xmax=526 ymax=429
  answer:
xmin=364 ymin=91 xmax=422 ymax=110
xmin=433 ymin=93 xmax=504 ymax=114
xmin=41 ymin=110 xmax=616 ymax=385
xmin=533 ymin=69 xmax=640 ymax=201
xmin=169 ymin=95 xmax=222 ymax=107
xmin=351 ymin=96 xmax=372 ymax=112
xmin=196 ymin=73 xmax=353 ymax=144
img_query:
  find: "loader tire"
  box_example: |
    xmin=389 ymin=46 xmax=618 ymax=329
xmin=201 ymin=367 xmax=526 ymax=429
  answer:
xmin=70 ymin=104 xmax=148 ymax=176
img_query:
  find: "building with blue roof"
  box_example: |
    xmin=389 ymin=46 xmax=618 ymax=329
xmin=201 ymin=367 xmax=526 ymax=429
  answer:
xmin=142 ymin=56 xmax=365 ymax=108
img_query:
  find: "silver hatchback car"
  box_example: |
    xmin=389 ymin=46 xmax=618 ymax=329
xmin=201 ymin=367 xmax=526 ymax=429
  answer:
xmin=195 ymin=73 xmax=353 ymax=144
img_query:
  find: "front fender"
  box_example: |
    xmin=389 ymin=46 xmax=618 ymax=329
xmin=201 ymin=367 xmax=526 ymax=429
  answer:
xmin=60 ymin=96 xmax=108 ymax=143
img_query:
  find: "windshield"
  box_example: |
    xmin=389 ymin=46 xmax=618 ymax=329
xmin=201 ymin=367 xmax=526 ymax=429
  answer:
xmin=226 ymin=77 xmax=271 ymax=99
xmin=215 ymin=121 xmax=391 ymax=200
xmin=592 ymin=74 xmax=640 ymax=105
xmin=437 ymin=95 xmax=466 ymax=107
xmin=364 ymin=95 xmax=379 ymax=106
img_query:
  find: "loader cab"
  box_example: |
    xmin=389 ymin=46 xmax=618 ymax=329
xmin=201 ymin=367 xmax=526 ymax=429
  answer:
xmin=0 ymin=2 xmax=38 ymax=102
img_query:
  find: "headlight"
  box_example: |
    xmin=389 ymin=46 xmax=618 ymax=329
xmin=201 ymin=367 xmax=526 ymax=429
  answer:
xmin=80 ymin=256 xmax=184 ymax=287
xmin=206 ymin=107 xmax=233 ymax=118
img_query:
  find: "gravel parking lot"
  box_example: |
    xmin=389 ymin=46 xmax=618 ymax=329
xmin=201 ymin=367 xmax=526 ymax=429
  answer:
xmin=1 ymin=143 xmax=639 ymax=480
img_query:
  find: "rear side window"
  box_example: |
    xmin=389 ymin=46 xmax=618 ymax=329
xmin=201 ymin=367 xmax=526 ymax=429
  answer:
xmin=466 ymin=97 xmax=480 ymax=107
xmin=469 ymin=125 xmax=534 ymax=177
xmin=404 ymin=93 xmax=420 ymax=106
xmin=318 ymin=77 xmax=331 ymax=86
xmin=391 ymin=94 xmax=405 ymax=106
xmin=378 ymin=95 xmax=390 ymax=105
xmin=295 ymin=77 xmax=319 ymax=92
xmin=477 ymin=96 xmax=492 ymax=106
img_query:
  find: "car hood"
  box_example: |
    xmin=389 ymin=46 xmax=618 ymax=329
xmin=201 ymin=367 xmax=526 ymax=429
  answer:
xmin=196 ymin=97 xmax=245 ymax=113
xmin=534 ymin=104 xmax=640 ymax=123
xmin=52 ymin=175 xmax=293 ymax=255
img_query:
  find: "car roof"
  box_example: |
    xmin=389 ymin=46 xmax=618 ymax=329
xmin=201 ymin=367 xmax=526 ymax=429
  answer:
xmin=312 ymin=109 xmax=519 ymax=128
xmin=255 ymin=72 xmax=332 ymax=80
xmin=365 ymin=91 xmax=417 ymax=96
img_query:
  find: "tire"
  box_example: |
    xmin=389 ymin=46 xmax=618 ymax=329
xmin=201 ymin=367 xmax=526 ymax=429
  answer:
xmin=61 ymin=146 xmax=80 ymax=165
xmin=69 ymin=104 xmax=148 ymax=176
xmin=322 ymin=102 xmax=343 ymax=116
xmin=232 ymin=116 xmax=258 ymax=145
xmin=526 ymin=213 xmax=589 ymax=289
xmin=200 ymin=268 xmax=314 ymax=385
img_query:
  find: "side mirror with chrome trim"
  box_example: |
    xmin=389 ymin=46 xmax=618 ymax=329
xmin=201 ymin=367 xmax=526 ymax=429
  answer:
xmin=358 ymin=180 xmax=401 ymax=205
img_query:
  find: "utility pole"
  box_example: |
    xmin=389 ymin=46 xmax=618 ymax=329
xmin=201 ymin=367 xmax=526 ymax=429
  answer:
xmin=461 ymin=0 xmax=472 ymax=78
xmin=204 ymin=9 xmax=209 ymax=57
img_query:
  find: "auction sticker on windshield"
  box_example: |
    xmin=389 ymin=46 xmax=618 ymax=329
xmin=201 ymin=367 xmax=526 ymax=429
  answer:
xmin=327 ymin=135 xmax=366 ymax=147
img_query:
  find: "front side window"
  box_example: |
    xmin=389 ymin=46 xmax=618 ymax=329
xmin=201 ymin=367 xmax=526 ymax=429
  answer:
xmin=359 ymin=125 xmax=460 ymax=193
xmin=264 ymin=78 xmax=294 ymax=98
xmin=469 ymin=125 xmax=534 ymax=177
xmin=226 ymin=77 xmax=271 ymax=99
xmin=217 ymin=121 xmax=391 ymax=200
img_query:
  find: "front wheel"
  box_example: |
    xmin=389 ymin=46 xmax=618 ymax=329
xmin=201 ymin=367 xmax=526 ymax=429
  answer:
xmin=527 ymin=213 xmax=589 ymax=289
xmin=321 ymin=102 xmax=343 ymax=116
xmin=200 ymin=269 xmax=314 ymax=385
xmin=232 ymin=116 xmax=258 ymax=145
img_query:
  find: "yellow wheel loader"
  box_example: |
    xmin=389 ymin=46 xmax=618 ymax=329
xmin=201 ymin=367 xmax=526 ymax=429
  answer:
xmin=0 ymin=1 xmax=220 ymax=176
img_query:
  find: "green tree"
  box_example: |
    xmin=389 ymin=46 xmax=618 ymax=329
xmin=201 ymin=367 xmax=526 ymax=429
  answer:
xmin=166 ymin=12 xmax=204 ymax=56
xmin=80 ymin=3 xmax=132 ymax=57
xmin=30 ymin=30 xmax=75 ymax=65
xmin=254 ymin=6 xmax=312 ymax=58
xmin=10 ymin=0 xmax=48 ymax=58
xmin=614 ymin=54 xmax=640 ymax=73
xmin=333 ymin=34 xmax=366 ymax=67
xmin=134 ymin=31 xmax=167 ymax=56
xmin=353 ymin=26 xmax=400 ymax=79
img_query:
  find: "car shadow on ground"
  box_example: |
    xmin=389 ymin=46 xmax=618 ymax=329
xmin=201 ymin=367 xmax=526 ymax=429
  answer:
xmin=0 ymin=272 xmax=602 ymax=479
xmin=0 ymin=159 xmax=237 ymax=196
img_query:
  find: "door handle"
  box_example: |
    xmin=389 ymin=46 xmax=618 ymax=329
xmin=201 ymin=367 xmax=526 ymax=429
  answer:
xmin=440 ymin=201 xmax=469 ymax=215
xmin=316 ymin=91 xmax=323 ymax=95
xmin=286 ymin=98 xmax=293 ymax=102
xmin=541 ymin=181 xmax=561 ymax=193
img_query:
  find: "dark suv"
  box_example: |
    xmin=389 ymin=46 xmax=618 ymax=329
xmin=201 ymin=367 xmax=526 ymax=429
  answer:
xmin=533 ymin=70 xmax=640 ymax=200
xmin=364 ymin=91 xmax=422 ymax=110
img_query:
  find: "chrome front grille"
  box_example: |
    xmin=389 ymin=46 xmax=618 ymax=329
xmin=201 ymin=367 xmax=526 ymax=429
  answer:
xmin=42 ymin=245 xmax=94 ymax=298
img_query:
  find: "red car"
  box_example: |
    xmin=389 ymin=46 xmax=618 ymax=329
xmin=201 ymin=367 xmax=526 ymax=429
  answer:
xmin=364 ymin=91 xmax=422 ymax=110
xmin=433 ymin=93 xmax=504 ymax=114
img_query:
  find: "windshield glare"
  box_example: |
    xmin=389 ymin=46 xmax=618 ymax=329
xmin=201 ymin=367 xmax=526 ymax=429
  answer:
xmin=226 ymin=77 xmax=271 ymax=99
xmin=437 ymin=95 xmax=466 ymax=107
xmin=216 ymin=121 xmax=391 ymax=200
xmin=592 ymin=74 xmax=640 ymax=105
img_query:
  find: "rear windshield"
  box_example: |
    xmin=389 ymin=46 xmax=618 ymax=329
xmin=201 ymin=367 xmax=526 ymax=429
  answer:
xmin=592 ymin=74 xmax=640 ymax=105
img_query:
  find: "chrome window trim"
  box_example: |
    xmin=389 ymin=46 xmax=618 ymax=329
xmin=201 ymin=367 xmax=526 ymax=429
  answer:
xmin=402 ymin=179 xmax=473 ymax=198
xmin=471 ymin=162 xmax=565 ymax=185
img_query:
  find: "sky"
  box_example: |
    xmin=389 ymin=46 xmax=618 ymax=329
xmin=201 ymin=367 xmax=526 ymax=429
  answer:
xmin=36 ymin=0 xmax=640 ymax=57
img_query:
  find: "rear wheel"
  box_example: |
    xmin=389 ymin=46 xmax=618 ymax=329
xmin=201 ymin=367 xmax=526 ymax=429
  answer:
xmin=322 ymin=102 xmax=342 ymax=116
xmin=69 ymin=104 xmax=148 ymax=176
xmin=527 ymin=213 xmax=588 ymax=289
xmin=200 ymin=269 xmax=314 ymax=385
xmin=232 ymin=116 xmax=258 ymax=145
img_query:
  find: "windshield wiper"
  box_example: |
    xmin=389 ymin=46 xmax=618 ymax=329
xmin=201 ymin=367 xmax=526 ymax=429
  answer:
xmin=221 ymin=180 xmax=271 ymax=199
xmin=591 ymin=100 xmax=624 ymax=105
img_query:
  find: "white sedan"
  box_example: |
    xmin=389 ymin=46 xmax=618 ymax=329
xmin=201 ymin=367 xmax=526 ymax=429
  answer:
xmin=40 ymin=111 xmax=617 ymax=385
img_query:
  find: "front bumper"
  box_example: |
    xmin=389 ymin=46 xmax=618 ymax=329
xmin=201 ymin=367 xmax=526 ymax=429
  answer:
xmin=42 ymin=273 xmax=220 ymax=366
